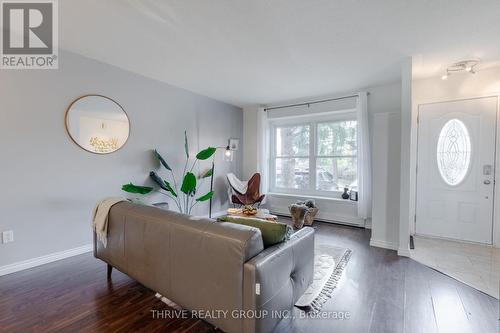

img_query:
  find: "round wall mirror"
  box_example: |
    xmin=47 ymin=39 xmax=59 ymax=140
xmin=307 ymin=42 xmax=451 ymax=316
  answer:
xmin=65 ymin=95 xmax=130 ymax=154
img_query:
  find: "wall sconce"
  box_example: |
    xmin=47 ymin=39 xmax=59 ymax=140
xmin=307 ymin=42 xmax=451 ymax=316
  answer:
xmin=209 ymin=138 xmax=239 ymax=217
xmin=224 ymin=145 xmax=233 ymax=162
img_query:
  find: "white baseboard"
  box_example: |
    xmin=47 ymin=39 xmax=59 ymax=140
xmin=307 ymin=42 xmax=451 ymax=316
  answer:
xmin=397 ymin=247 xmax=411 ymax=257
xmin=369 ymin=238 xmax=398 ymax=251
xmin=0 ymin=244 xmax=92 ymax=277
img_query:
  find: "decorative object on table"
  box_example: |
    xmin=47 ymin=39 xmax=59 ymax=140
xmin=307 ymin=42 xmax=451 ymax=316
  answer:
xmin=295 ymin=245 xmax=352 ymax=314
xmin=254 ymin=208 xmax=277 ymax=221
xmin=289 ymin=203 xmax=308 ymax=229
xmin=227 ymin=207 xmax=240 ymax=215
xmin=226 ymin=207 xmax=278 ymax=222
xmin=121 ymin=131 xmax=216 ymax=215
xmin=218 ymin=216 xmax=292 ymax=248
xmin=342 ymin=187 xmax=350 ymax=199
xmin=227 ymin=173 xmax=266 ymax=206
xmin=296 ymin=199 xmax=319 ymax=226
xmin=242 ymin=205 xmax=258 ymax=216
xmin=65 ymin=95 xmax=130 ymax=154
xmin=349 ymin=190 xmax=358 ymax=201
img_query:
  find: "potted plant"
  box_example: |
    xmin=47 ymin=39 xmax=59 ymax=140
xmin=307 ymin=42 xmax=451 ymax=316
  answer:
xmin=122 ymin=131 xmax=216 ymax=215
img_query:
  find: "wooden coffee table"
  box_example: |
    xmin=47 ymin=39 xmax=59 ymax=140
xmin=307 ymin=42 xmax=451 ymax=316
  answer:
xmin=226 ymin=208 xmax=278 ymax=222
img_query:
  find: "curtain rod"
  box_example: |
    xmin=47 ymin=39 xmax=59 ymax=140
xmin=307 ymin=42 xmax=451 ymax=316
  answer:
xmin=264 ymin=93 xmax=368 ymax=112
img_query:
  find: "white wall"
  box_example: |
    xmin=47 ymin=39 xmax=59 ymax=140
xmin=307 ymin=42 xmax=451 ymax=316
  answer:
xmin=243 ymin=82 xmax=402 ymax=226
xmin=370 ymin=112 xmax=401 ymax=249
xmin=413 ymin=66 xmax=500 ymax=101
xmin=243 ymin=106 xmax=259 ymax=179
xmin=412 ymin=65 xmax=500 ymax=247
xmin=398 ymin=58 xmax=413 ymax=257
xmin=0 ymin=50 xmax=243 ymax=268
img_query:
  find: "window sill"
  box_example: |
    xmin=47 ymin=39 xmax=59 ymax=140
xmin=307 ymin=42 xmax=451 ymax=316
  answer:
xmin=267 ymin=192 xmax=357 ymax=205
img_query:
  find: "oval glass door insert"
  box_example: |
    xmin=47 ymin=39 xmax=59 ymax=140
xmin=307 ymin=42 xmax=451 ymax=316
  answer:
xmin=436 ymin=119 xmax=471 ymax=185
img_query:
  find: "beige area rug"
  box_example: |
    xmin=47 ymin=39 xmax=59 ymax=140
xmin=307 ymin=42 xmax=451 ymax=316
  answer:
xmin=295 ymin=245 xmax=352 ymax=313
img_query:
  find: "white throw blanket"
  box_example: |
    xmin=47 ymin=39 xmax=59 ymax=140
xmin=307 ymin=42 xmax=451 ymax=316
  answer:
xmin=227 ymin=173 xmax=248 ymax=194
xmin=92 ymin=197 xmax=127 ymax=247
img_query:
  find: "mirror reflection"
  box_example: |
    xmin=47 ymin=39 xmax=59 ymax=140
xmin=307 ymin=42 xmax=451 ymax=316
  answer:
xmin=65 ymin=95 xmax=130 ymax=154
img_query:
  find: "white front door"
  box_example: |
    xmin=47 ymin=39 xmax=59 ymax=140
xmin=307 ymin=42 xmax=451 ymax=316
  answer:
xmin=416 ymin=97 xmax=497 ymax=244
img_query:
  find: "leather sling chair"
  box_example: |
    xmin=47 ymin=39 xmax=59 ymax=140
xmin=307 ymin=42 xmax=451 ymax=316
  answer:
xmin=227 ymin=173 xmax=265 ymax=207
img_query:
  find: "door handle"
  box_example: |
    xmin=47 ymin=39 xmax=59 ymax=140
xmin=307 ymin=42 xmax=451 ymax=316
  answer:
xmin=484 ymin=180 xmax=491 ymax=185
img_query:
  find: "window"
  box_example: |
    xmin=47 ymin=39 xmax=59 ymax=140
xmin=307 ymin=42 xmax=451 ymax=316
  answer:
xmin=437 ymin=119 xmax=471 ymax=186
xmin=274 ymin=125 xmax=310 ymax=189
xmin=270 ymin=114 xmax=357 ymax=195
xmin=316 ymin=120 xmax=357 ymax=191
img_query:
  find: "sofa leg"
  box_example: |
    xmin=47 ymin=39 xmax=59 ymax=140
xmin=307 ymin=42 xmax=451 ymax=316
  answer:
xmin=107 ymin=264 xmax=113 ymax=280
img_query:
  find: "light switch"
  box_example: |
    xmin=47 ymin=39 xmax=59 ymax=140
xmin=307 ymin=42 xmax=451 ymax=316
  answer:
xmin=2 ymin=230 xmax=14 ymax=244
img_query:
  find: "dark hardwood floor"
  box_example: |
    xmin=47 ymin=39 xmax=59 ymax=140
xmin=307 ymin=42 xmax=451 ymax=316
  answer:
xmin=0 ymin=221 xmax=498 ymax=333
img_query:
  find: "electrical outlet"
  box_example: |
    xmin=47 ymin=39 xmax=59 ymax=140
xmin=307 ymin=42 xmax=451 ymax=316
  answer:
xmin=2 ymin=230 xmax=14 ymax=244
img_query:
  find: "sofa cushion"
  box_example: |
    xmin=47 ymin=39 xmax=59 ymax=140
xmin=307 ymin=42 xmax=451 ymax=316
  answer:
xmin=218 ymin=216 xmax=293 ymax=248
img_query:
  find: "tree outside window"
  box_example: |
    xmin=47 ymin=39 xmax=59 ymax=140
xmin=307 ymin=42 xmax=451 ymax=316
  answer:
xmin=272 ymin=117 xmax=357 ymax=194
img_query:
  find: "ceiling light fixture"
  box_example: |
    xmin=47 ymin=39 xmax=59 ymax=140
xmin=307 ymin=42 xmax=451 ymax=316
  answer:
xmin=441 ymin=59 xmax=480 ymax=80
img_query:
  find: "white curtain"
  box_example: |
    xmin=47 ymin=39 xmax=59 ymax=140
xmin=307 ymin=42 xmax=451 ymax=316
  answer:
xmin=256 ymin=107 xmax=269 ymax=201
xmin=357 ymin=92 xmax=372 ymax=219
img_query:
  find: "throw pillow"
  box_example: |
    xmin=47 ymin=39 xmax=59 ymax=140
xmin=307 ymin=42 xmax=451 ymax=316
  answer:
xmin=218 ymin=216 xmax=293 ymax=248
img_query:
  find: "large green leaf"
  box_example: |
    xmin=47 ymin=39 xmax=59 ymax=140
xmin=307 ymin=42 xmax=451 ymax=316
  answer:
xmin=196 ymin=191 xmax=214 ymax=202
xmin=200 ymin=167 xmax=213 ymax=179
xmin=196 ymin=147 xmax=216 ymax=160
xmin=184 ymin=130 xmax=189 ymax=158
xmin=149 ymin=171 xmax=168 ymax=191
xmin=122 ymin=183 xmax=153 ymax=195
xmin=180 ymin=172 xmax=196 ymax=195
xmin=154 ymin=150 xmax=171 ymax=171
xmin=163 ymin=180 xmax=178 ymax=197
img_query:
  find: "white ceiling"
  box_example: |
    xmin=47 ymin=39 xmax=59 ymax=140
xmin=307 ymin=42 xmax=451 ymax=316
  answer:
xmin=60 ymin=0 xmax=500 ymax=107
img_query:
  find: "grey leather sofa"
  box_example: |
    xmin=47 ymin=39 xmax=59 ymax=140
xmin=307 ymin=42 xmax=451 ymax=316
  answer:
xmin=94 ymin=201 xmax=314 ymax=333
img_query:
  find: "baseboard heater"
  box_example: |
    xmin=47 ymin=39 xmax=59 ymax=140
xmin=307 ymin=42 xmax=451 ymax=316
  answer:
xmin=272 ymin=212 xmax=366 ymax=228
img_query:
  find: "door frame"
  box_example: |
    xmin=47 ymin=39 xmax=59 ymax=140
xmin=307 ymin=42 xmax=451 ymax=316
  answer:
xmin=411 ymin=94 xmax=500 ymax=247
